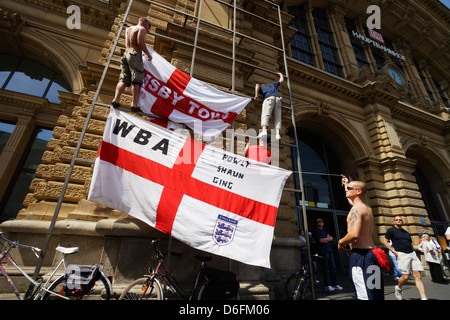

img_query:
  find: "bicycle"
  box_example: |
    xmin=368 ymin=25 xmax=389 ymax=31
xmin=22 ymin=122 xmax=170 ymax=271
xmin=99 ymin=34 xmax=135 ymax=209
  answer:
xmin=0 ymin=231 xmax=112 ymax=300
xmin=285 ymin=254 xmax=322 ymax=300
xmin=119 ymin=239 xmax=239 ymax=300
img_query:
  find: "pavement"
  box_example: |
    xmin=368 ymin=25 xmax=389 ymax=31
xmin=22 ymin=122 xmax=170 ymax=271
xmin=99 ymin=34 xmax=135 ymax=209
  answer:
xmin=313 ymin=271 xmax=450 ymax=300
xmin=1 ymin=272 xmax=448 ymax=301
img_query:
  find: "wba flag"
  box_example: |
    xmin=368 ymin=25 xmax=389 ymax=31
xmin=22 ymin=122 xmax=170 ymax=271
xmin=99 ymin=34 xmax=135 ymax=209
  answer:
xmin=88 ymin=109 xmax=291 ymax=268
xmin=138 ymin=47 xmax=250 ymax=142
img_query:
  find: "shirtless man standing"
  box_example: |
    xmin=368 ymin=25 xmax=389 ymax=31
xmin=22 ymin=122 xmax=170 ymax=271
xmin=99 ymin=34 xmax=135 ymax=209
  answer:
xmin=112 ymin=17 xmax=152 ymax=112
xmin=338 ymin=175 xmax=384 ymax=300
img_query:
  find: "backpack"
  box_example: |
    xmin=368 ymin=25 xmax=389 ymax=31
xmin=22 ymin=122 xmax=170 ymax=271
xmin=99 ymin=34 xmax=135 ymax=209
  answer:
xmin=63 ymin=264 xmax=101 ymax=297
xmin=201 ymin=267 xmax=239 ymax=299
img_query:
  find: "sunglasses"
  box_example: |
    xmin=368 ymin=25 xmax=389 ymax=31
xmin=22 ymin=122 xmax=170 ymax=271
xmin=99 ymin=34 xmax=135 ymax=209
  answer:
xmin=346 ymin=186 xmax=357 ymax=190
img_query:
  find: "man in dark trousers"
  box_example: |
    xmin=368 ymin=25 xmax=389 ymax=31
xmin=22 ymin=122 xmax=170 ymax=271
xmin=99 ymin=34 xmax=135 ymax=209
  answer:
xmin=338 ymin=175 xmax=384 ymax=300
xmin=315 ymin=218 xmax=343 ymax=292
xmin=383 ymin=216 xmax=427 ymax=300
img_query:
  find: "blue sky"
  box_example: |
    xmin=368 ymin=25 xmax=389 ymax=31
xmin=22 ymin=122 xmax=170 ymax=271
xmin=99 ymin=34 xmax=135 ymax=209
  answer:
xmin=440 ymin=0 xmax=450 ymax=8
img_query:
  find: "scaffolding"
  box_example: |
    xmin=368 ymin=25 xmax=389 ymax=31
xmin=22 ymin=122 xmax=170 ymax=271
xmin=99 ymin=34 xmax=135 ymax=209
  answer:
xmin=32 ymin=0 xmax=316 ymax=299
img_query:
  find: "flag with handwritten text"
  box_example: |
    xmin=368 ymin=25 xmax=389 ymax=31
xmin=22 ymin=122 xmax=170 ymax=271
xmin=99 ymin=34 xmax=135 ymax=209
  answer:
xmin=88 ymin=109 xmax=291 ymax=268
xmin=138 ymin=47 xmax=250 ymax=142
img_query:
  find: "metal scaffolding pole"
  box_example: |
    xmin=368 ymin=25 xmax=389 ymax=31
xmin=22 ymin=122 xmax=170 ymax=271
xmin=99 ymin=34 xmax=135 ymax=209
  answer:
xmin=275 ymin=4 xmax=314 ymax=299
xmin=30 ymin=0 xmax=135 ymax=284
xmin=31 ymin=0 xmax=313 ymax=298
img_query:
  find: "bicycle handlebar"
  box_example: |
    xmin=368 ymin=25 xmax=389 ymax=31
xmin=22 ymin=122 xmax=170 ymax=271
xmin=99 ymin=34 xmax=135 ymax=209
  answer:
xmin=0 ymin=232 xmax=41 ymax=258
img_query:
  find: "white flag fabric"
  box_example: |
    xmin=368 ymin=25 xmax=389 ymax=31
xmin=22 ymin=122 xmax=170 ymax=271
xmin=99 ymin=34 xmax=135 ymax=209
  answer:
xmin=88 ymin=109 xmax=291 ymax=268
xmin=138 ymin=47 xmax=250 ymax=142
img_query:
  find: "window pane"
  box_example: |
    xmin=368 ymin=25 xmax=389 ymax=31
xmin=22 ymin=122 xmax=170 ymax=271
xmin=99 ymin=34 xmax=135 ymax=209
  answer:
xmin=0 ymin=127 xmax=52 ymax=222
xmin=45 ymin=73 xmax=71 ymax=103
xmin=22 ymin=128 xmax=52 ymax=170
xmin=297 ymin=130 xmax=348 ymax=211
xmin=298 ymin=136 xmax=327 ymax=173
xmin=5 ymin=59 xmax=52 ymax=97
xmin=288 ymin=6 xmax=316 ymax=67
xmin=313 ymin=9 xmax=344 ymax=77
xmin=303 ymin=173 xmax=331 ymax=208
xmin=0 ymin=171 xmax=35 ymax=222
xmin=298 ymin=133 xmax=329 ymax=206
xmin=0 ymin=54 xmax=20 ymax=88
xmin=0 ymin=122 xmax=16 ymax=154
xmin=0 ymin=55 xmax=71 ymax=104
xmin=45 ymin=81 xmax=69 ymax=104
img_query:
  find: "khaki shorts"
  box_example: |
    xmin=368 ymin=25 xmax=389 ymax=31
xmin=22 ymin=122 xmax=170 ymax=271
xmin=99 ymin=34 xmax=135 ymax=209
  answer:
xmin=397 ymin=251 xmax=424 ymax=274
xmin=119 ymin=49 xmax=144 ymax=85
xmin=261 ymin=96 xmax=281 ymax=130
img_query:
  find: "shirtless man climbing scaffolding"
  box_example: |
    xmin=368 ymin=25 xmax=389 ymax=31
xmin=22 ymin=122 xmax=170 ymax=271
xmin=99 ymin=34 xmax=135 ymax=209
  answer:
xmin=112 ymin=17 xmax=152 ymax=112
xmin=338 ymin=175 xmax=385 ymax=300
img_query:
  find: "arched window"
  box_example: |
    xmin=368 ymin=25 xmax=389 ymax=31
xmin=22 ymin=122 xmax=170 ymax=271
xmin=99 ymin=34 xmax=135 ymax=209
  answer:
xmin=0 ymin=54 xmax=71 ymax=104
xmin=291 ymin=129 xmax=351 ymax=271
xmin=295 ymin=130 xmax=348 ymax=211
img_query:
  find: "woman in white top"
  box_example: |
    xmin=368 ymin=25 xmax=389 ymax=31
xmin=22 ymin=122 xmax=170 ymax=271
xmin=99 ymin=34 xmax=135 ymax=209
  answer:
xmin=418 ymin=234 xmax=445 ymax=283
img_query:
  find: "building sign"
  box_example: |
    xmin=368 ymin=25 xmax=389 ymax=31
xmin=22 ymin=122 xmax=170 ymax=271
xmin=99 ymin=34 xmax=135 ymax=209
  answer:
xmin=351 ymin=30 xmax=405 ymax=61
xmin=369 ymin=29 xmax=384 ymax=44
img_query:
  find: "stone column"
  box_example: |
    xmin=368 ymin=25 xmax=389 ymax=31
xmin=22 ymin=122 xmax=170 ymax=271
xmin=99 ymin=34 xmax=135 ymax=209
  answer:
xmin=362 ymin=102 xmax=433 ymax=245
xmin=328 ymin=5 xmax=360 ymax=79
xmin=0 ymin=116 xmax=35 ymax=200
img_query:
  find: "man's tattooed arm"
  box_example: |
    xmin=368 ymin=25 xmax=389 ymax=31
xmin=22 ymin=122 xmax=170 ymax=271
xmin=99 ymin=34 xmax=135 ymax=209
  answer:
xmin=350 ymin=207 xmax=359 ymax=226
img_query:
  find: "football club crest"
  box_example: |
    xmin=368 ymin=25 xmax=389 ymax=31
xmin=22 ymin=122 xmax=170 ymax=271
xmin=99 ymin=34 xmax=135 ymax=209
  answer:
xmin=213 ymin=214 xmax=238 ymax=246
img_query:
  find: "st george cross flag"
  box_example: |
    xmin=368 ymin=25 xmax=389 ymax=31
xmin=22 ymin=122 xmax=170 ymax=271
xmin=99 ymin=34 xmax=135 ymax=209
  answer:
xmin=138 ymin=47 xmax=250 ymax=142
xmin=88 ymin=109 xmax=291 ymax=268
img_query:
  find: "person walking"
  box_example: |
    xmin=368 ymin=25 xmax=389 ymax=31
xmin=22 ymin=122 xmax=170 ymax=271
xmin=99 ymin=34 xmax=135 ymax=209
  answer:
xmin=418 ymin=234 xmax=446 ymax=283
xmin=338 ymin=175 xmax=384 ymax=300
xmin=383 ymin=216 xmax=428 ymax=300
xmin=388 ymin=240 xmax=402 ymax=281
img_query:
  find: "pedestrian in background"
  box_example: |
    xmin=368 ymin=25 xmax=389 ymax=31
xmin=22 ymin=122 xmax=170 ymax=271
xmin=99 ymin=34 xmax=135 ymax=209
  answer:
xmin=419 ymin=234 xmax=446 ymax=283
xmin=384 ymin=216 xmax=427 ymax=300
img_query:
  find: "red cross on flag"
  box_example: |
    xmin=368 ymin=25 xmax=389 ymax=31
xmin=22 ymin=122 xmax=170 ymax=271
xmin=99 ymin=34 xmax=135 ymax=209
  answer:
xmin=88 ymin=109 xmax=291 ymax=268
xmin=138 ymin=47 xmax=250 ymax=142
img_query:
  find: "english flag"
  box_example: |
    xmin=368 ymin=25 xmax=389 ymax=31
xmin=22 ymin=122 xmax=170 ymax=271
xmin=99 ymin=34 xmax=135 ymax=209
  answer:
xmin=138 ymin=47 xmax=250 ymax=142
xmin=88 ymin=109 xmax=291 ymax=268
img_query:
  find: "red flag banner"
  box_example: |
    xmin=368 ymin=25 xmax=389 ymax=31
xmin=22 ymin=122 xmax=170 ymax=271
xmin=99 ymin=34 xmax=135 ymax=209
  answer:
xmin=88 ymin=109 xmax=291 ymax=268
xmin=138 ymin=47 xmax=251 ymax=142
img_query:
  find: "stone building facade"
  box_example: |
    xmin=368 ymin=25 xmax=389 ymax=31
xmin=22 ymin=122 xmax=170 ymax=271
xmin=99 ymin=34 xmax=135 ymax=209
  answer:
xmin=0 ymin=0 xmax=448 ymax=299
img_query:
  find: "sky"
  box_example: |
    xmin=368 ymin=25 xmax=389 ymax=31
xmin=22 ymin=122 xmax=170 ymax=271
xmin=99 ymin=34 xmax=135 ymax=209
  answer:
xmin=439 ymin=0 xmax=450 ymax=8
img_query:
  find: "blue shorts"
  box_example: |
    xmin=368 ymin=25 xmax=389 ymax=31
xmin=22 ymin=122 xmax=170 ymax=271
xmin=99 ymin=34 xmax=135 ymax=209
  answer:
xmin=349 ymin=249 xmax=384 ymax=300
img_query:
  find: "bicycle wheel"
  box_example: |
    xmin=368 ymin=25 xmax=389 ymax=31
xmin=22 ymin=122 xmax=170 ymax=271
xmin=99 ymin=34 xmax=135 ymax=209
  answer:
xmin=193 ymin=280 xmax=207 ymax=300
xmin=41 ymin=273 xmax=111 ymax=300
xmin=285 ymin=272 xmax=309 ymax=300
xmin=119 ymin=277 xmax=163 ymax=300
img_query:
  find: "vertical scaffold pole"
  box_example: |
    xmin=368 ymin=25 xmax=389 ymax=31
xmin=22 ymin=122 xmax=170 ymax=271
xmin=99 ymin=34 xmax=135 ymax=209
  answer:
xmin=276 ymin=5 xmax=315 ymax=299
xmin=30 ymin=0 xmax=135 ymax=284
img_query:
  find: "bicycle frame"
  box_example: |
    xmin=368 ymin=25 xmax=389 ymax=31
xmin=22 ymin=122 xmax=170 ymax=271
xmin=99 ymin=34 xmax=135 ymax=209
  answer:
xmin=30 ymin=253 xmax=69 ymax=299
xmin=139 ymin=240 xmax=209 ymax=300
xmin=143 ymin=259 xmax=194 ymax=300
xmin=0 ymin=253 xmax=26 ymax=300
xmin=0 ymin=236 xmax=68 ymax=300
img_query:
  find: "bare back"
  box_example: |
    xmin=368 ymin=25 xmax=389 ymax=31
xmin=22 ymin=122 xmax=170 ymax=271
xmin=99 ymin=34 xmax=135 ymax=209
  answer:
xmin=126 ymin=25 xmax=146 ymax=53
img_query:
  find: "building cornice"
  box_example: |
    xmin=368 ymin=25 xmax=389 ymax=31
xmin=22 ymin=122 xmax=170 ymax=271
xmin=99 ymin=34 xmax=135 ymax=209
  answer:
xmin=390 ymin=100 xmax=449 ymax=134
xmin=5 ymin=0 xmax=122 ymax=30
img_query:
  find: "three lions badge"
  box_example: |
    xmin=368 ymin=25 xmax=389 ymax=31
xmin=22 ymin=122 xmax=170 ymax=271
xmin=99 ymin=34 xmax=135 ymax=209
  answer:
xmin=213 ymin=215 xmax=238 ymax=246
